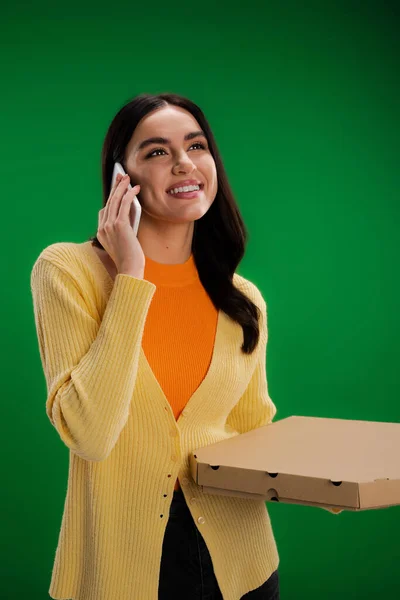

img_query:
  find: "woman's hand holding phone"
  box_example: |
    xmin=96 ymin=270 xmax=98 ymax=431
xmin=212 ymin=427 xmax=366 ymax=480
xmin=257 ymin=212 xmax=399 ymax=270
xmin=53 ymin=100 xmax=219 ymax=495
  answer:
xmin=97 ymin=173 xmax=145 ymax=279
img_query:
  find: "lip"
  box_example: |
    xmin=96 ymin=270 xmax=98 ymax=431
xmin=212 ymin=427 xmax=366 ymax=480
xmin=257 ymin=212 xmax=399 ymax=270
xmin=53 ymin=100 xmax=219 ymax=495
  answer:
xmin=166 ymin=180 xmax=203 ymax=193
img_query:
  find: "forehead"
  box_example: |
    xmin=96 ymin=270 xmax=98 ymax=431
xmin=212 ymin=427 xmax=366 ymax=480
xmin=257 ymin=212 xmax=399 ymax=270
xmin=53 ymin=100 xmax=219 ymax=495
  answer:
xmin=132 ymin=106 xmax=200 ymax=142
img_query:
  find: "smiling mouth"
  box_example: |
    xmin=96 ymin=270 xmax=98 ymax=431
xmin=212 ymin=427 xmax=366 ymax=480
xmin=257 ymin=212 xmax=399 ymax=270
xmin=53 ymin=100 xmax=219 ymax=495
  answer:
xmin=166 ymin=183 xmax=204 ymax=194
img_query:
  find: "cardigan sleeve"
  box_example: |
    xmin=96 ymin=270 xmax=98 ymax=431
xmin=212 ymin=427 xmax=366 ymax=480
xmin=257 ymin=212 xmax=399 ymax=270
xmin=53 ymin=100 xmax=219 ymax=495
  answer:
xmin=226 ymin=297 xmax=277 ymax=434
xmin=30 ymin=257 xmax=156 ymax=462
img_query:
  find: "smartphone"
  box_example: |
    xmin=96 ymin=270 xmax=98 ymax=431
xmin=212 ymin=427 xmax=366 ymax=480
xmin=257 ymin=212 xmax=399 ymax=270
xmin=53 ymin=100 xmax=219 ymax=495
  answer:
xmin=111 ymin=162 xmax=142 ymax=237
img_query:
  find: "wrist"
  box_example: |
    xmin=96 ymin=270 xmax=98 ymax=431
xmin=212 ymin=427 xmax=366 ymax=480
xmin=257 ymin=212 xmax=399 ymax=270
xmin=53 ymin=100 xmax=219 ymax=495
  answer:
xmin=118 ymin=267 xmax=144 ymax=279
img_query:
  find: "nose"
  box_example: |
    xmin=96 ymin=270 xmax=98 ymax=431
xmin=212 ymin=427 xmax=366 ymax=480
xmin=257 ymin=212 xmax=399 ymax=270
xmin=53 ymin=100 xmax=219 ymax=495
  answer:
xmin=172 ymin=153 xmax=196 ymax=174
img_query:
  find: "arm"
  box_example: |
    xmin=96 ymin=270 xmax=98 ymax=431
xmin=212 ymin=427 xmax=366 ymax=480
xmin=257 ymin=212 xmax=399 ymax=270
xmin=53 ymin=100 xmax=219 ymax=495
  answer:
xmin=30 ymin=257 xmax=156 ymax=462
xmin=226 ymin=297 xmax=277 ymax=434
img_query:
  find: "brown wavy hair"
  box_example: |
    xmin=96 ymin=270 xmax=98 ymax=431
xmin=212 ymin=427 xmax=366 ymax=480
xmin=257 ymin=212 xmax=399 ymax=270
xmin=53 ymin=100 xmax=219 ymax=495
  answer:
xmin=88 ymin=92 xmax=262 ymax=354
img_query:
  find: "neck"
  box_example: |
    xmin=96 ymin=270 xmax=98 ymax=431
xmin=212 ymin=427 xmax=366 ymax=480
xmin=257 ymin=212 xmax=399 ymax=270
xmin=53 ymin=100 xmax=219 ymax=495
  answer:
xmin=137 ymin=216 xmax=194 ymax=264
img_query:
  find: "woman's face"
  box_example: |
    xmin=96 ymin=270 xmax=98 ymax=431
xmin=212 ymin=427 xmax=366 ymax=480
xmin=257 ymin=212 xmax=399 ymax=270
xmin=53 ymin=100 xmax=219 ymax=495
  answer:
xmin=124 ymin=105 xmax=218 ymax=224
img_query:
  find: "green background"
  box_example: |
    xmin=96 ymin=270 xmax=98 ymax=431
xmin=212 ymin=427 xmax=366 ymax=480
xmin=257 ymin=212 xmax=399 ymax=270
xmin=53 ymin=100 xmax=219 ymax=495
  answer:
xmin=2 ymin=0 xmax=399 ymax=598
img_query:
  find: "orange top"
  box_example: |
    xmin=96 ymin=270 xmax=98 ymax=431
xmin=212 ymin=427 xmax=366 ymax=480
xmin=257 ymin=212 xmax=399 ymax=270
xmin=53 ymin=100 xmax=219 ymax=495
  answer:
xmin=141 ymin=252 xmax=219 ymax=490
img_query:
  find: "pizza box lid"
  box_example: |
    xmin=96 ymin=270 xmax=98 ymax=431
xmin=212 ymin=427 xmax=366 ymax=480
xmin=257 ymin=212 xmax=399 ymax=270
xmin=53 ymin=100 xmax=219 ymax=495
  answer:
xmin=188 ymin=416 xmax=400 ymax=511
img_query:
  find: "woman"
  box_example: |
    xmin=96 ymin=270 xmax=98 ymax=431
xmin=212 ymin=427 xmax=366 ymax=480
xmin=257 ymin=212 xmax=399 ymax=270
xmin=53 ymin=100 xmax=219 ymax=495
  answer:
xmin=30 ymin=92 xmax=280 ymax=599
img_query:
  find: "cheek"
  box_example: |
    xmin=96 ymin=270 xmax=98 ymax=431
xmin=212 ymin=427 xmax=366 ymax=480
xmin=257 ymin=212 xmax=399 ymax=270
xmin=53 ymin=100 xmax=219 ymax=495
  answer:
xmin=208 ymin=168 xmax=218 ymax=193
xmin=140 ymin=171 xmax=165 ymax=191
xmin=205 ymin=159 xmax=217 ymax=183
xmin=137 ymin=181 xmax=165 ymax=206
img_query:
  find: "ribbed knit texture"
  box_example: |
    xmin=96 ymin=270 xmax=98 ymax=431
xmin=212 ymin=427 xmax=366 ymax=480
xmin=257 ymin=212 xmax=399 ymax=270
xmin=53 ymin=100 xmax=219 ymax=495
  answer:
xmin=30 ymin=240 xmax=279 ymax=600
xmin=141 ymin=251 xmax=219 ymax=492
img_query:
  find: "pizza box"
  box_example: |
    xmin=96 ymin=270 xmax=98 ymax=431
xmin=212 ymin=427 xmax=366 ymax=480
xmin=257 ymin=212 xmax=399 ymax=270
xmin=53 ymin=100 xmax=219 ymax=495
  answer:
xmin=188 ymin=416 xmax=400 ymax=511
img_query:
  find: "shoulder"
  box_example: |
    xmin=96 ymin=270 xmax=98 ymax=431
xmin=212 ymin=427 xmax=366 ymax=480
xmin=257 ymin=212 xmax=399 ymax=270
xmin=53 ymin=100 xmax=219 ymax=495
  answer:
xmin=233 ymin=273 xmax=269 ymax=345
xmin=233 ymin=272 xmax=267 ymax=312
xmin=30 ymin=241 xmax=92 ymax=290
xmin=32 ymin=241 xmax=80 ymax=267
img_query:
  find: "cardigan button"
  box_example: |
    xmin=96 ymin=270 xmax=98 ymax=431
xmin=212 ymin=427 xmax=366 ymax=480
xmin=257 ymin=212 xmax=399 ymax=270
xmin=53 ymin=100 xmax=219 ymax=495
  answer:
xmin=197 ymin=516 xmax=205 ymax=524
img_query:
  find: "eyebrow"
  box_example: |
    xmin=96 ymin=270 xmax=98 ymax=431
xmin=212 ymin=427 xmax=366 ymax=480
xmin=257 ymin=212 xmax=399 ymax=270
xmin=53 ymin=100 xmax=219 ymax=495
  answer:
xmin=137 ymin=130 xmax=206 ymax=152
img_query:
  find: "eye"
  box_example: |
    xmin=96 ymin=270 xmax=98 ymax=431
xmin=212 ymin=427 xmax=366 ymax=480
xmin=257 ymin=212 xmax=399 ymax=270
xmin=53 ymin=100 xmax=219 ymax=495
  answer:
xmin=145 ymin=142 xmax=207 ymax=159
xmin=190 ymin=142 xmax=206 ymax=150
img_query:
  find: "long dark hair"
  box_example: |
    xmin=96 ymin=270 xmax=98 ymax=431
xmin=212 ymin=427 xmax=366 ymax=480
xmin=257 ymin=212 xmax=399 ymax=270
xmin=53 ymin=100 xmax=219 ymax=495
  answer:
xmin=88 ymin=93 xmax=262 ymax=354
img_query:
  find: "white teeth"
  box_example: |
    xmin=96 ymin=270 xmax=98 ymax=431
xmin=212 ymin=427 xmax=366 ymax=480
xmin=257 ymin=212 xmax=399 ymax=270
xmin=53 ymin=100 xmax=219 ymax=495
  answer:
xmin=168 ymin=184 xmax=200 ymax=194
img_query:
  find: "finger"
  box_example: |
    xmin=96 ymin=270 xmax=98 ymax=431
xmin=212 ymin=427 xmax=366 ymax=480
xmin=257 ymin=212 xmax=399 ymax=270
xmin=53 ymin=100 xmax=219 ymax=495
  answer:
xmin=104 ymin=175 xmax=128 ymax=216
xmin=108 ymin=172 xmax=123 ymax=201
xmin=107 ymin=176 xmax=131 ymax=221
xmin=99 ymin=173 xmax=123 ymax=232
xmin=106 ymin=173 xmax=125 ymax=210
xmin=102 ymin=174 xmax=121 ymax=226
xmin=117 ymin=185 xmax=141 ymax=220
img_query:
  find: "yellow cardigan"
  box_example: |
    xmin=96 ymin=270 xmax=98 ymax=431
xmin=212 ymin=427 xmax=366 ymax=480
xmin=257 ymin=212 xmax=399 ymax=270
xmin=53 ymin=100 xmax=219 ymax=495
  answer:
xmin=30 ymin=241 xmax=279 ymax=600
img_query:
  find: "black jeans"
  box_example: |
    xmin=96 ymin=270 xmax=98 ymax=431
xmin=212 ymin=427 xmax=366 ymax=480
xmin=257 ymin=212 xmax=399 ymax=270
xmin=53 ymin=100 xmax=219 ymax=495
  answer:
xmin=159 ymin=487 xmax=280 ymax=599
